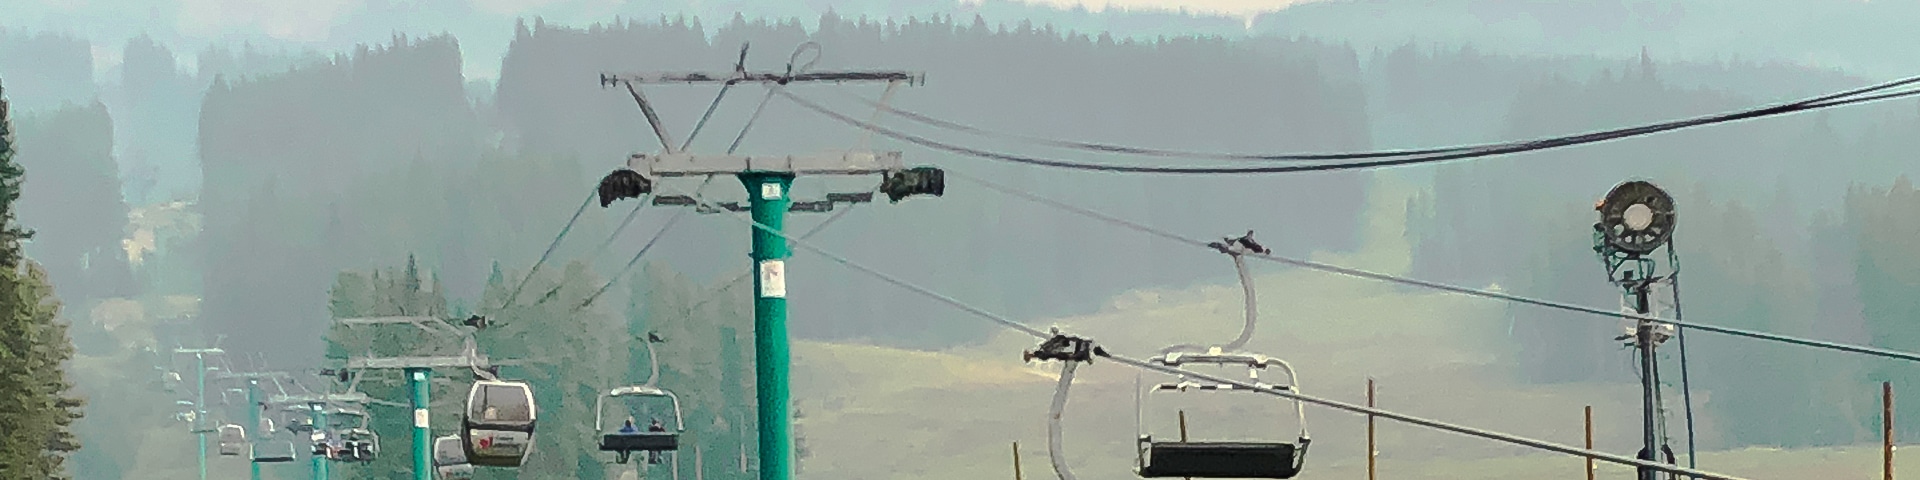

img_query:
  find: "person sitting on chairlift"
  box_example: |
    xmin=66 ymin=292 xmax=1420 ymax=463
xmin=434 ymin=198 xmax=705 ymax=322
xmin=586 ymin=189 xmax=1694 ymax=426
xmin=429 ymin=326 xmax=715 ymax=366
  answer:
xmin=618 ymin=416 xmax=639 ymax=434
xmin=646 ymin=417 xmax=667 ymax=464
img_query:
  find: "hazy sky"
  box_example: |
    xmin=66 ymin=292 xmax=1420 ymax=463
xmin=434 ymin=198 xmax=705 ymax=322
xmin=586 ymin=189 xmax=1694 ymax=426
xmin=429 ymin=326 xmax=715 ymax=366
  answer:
xmin=4 ymin=0 xmax=1293 ymax=80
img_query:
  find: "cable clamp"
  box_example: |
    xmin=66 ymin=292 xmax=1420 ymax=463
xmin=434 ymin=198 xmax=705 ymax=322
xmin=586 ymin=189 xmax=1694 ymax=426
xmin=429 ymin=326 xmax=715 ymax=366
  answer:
xmin=1023 ymin=328 xmax=1106 ymax=364
xmin=1207 ymin=230 xmax=1270 ymax=255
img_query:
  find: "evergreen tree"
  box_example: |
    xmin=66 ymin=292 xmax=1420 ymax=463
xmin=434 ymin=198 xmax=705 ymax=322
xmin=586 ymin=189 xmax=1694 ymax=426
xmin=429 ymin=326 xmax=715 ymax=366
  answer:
xmin=0 ymin=79 xmax=28 ymax=269
xmin=0 ymin=78 xmax=85 ymax=480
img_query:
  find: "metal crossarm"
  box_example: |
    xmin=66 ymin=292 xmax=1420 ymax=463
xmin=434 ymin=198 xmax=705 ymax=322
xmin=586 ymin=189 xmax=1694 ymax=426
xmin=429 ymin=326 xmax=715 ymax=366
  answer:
xmin=600 ymin=71 xmax=921 ymax=86
xmin=629 ymin=151 xmax=904 ymax=177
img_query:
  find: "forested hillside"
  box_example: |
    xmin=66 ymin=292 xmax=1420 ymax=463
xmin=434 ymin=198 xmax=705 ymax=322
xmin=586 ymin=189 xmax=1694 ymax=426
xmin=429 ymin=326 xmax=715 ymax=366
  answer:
xmin=195 ymin=15 xmax=1378 ymax=365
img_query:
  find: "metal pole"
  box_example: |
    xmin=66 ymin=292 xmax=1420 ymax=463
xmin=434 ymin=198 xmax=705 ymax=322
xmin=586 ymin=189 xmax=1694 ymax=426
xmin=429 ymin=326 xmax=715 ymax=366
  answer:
xmin=1585 ymin=405 xmax=1595 ymax=480
xmin=740 ymin=171 xmax=795 ymax=480
xmin=311 ymin=403 xmax=329 ymax=480
xmin=1887 ymin=381 xmax=1895 ymax=480
xmin=410 ymin=368 xmax=432 ymax=480
xmin=197 ymin=353 xmax=209 ymax=480
xmin=1368 ymin=378 xmax=1377 ymax=480
xmin=249 ymin=380 xmax=262 ymax=480
xmin=695 ymin=445 xmax=705 ymax=480
xmin=1634 ymin=282 xmax=1658 ymax=480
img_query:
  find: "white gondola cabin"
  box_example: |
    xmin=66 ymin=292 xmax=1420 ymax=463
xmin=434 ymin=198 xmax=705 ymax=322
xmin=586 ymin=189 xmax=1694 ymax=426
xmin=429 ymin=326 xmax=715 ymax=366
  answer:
xmin=595 ymin=385 xmax=684 ymax=464
xmin=434 ymin=435 xmax=476 ymax=480
xmin=462 ymin=379 xmax=537 ymax=467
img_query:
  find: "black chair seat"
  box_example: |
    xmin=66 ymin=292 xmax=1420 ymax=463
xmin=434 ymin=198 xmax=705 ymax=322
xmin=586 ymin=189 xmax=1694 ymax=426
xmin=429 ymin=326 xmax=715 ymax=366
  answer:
xmin=1140 ymin=441 xmax=1301 ymax=479
xmin=600 ymin=432 xmax=679 ymax=452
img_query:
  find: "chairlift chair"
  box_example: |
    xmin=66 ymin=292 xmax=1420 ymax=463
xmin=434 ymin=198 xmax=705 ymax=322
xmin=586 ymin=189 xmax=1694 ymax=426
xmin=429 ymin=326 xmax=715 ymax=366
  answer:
xmin=311 ymin=429 xmax=333 ymax=458
xmin=1135 ymin=349 xmax=1310 ymax=479
xmin=434 ymin=435 xmax=476 ymax=480
xmin=251 ymin=438 xmax=298 ymax=463
xmin=218 ymin=424 xmax=247 ymax=456
xmin=595 ymin=385 xmax=685 ymax=464
xmin=342 ymin=427 xmax=379 ymax=462
xmin=462 ymin=379 xmax=538 ymax=467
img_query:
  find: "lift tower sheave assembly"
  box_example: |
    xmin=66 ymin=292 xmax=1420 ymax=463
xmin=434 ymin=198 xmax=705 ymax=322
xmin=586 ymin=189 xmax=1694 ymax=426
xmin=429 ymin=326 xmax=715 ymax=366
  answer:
xmin=1592 ymin=180 xmax=1680 ymax=480
xmin=598 ymin=45 xmax=941 ymax=480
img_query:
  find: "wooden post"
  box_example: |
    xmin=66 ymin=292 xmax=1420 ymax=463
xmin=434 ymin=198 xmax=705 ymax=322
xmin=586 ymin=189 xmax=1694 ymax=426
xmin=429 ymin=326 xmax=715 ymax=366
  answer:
xmin=1368 ymin=378 xmax=1377 ymax=480
xmin=1887 ymin=381 xmax=1896 ymax=480
xmin=1585 ymin=406 xmax=1595 ymax=480
xmin=1012 ymin=442 xmax=1024 ymax=480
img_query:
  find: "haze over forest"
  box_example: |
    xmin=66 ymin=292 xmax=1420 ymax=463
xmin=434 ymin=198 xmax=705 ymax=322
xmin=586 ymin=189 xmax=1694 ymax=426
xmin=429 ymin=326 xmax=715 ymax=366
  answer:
xmin=3 ymin=0 xmax=1919 ymax=479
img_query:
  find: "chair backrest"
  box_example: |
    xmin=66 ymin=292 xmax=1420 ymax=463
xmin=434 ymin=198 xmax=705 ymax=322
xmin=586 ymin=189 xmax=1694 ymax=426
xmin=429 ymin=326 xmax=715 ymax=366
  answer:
xmin=1135 ymin=349 xmax=1310 ymax=475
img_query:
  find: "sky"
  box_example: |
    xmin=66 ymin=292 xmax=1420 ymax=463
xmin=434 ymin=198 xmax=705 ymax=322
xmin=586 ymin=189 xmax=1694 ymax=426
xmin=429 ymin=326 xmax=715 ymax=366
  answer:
xmin=2 ymin=0 xmax=1308 ymax=81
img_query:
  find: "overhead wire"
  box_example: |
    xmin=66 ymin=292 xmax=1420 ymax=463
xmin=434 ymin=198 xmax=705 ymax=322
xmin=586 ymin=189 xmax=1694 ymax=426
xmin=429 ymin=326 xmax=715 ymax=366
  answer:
xmin=574 ymin=175 xmax=720 ymax=311
xmin=778 ymin=81 xmax=1920 ymax=174
xmin=499 ymin=188 xmax=598 ymax=313
xmin=828 ymin=75 xmax=1920 ymax=163
xmin=946 ymin=169 xmax=1920 ymax=364
xmin=1668 ymin=237 xmax=1699 ymax=469
xmin=681 ymin=186 xmax=877 ymax=315
xmin=647 ymin=180 xmax=1748 ymax=480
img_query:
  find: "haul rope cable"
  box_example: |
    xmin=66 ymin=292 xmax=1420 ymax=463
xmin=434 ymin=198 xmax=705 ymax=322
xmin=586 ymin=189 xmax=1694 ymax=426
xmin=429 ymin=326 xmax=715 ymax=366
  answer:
xmin=947 ymin=169 xmax=1920 ymax=363
xmin=573 ymin=175 xmax=720 ymax=311
xmin=777 ymin=82 xmax=1920 ymax=174
xmin=499 ymin=189 xmax=598 ymax=313
xmin=680 ymin=185 xmax=881 ymax=315
xmin=648 ymin=181 xmax=1745 ymax=480
xmin=824 ymin=74 xmax=1920 ymax=163
xmin=1669 ymin=236 xmax=1698 ymax=468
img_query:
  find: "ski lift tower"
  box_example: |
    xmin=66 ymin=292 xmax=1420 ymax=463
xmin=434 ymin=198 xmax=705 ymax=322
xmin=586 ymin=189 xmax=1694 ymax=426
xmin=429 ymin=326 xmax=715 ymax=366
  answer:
xmin=214 ymin=370 xmax=294 ymax=480
xmin=334 ymin=314 xmax=504 ymax=480
xmin=596 ymin=42 xmax=943 ymax=480
xmin=265 ymin=391 xmax=374 ymax=480
xmin=173 ymin=346 xmax=225 ymax=480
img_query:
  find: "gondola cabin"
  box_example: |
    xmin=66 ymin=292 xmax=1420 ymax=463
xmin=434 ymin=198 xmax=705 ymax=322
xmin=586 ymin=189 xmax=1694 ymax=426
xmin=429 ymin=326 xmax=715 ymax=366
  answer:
xmin=462 ymin=380 xmax=537 ymax=467
xmin=217 ymin=424 xmax=247 ymax=456
xmin=595 ymin=385 xmax=684 ymax=464
xmin=435 ymin=435 xmax=476 ymax=480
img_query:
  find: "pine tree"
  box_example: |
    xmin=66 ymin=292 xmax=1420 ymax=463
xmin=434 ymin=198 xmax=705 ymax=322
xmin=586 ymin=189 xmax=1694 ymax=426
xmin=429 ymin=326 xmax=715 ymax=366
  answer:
xmin=0 ymin=79 xmax=29 ymax=269
xmin=0 ymin=78 xmax=85 ymax=480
